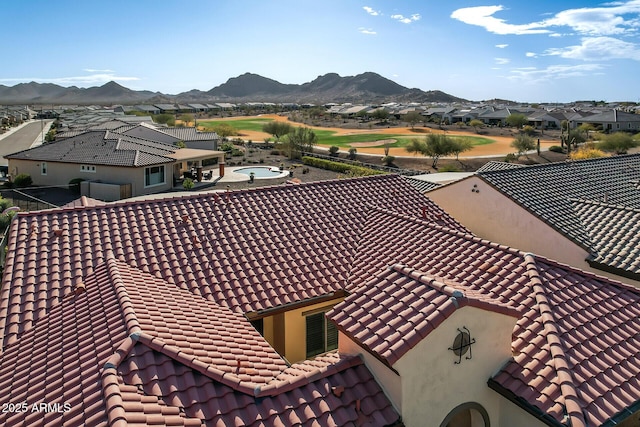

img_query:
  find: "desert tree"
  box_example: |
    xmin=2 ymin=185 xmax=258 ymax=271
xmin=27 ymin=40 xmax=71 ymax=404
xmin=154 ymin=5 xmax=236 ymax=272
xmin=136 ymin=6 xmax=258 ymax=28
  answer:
xmin=405 ymin=138 xmax=427 ymax=156
xmin=212 ymin=123 xmax=237 ymax=141
xmin=403 ymin=111 xmax=422 ymax=129
xmin=348 ymin=147 xmax=357 ymax=160
xmin=371 ymin=108 xmax=390 ymax=123
xmin=283 ymin=126 xmax=317 ymax=159
xmin=505 ymin=113 xmax=528 ymax=129
xmin=511 ymin=134 xmax=536 ymax=159
xmin=424 ymin=134 xmax=455 ymax=168
xmin=450 ymin=137 xmax=474 ymax=160
xmin=262 ymin=121 xmax=292 ymax=141
xmin=469 ymin=119 xmax=484 ymax=133
xmin=599 ymin=132 xmax=639 ymax=154
xmin=179 ymin=113 xmax=194 ymax=126
xmin=578 ymin=123 xmax=596 ymax=140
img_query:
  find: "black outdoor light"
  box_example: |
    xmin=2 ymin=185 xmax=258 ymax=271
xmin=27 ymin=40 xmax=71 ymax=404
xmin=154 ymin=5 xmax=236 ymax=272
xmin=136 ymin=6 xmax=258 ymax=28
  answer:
xmin=448 ymin=326 xmax=476 ymax=364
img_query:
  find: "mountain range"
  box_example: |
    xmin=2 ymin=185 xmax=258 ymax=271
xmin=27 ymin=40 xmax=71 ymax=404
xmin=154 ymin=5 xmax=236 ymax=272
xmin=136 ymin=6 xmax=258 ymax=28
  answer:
xmin=0 ymin=72 xmax=467 ymax=105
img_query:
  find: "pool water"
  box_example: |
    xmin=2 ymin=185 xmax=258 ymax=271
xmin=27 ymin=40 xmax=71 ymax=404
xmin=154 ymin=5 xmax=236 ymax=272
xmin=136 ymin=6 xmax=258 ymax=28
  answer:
xmin=234 ymin=167 xmax=283 ymax=178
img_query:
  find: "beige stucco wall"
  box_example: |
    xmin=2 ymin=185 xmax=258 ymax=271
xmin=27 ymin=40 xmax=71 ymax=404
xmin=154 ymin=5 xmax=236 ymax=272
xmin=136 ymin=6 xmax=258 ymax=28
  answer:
xmin=429 ymin=178 xmax=640 ymax=288
xmin=393 ymin=306 xmax=517 ymax=427
xmin=260 ymin=297 xmax=344 ymax=364
xmin=429 ymin=177 xmax=589 ymax=267
xmin=338 ymin=332 xmax=402 ymax=412
xmin=8 ymin=159 xmax=173 ymax=198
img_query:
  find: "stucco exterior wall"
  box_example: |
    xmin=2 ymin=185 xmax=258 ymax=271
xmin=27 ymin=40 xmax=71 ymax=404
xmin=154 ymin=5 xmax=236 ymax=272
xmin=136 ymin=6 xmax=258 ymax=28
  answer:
xmin=8 ymin=159 xmax=173 ymax=199
xmin=429 ymin=177 xmax=589 ymax=267
xmin=429 ymin=178 xmax=640 ymax=288
xmin=393 ymin=306 xmax=517 ymax=427
xmin=338 ymin=332 xmax=402 ymax=412
xmin=260 ymin=297 xmax=344 ymax=364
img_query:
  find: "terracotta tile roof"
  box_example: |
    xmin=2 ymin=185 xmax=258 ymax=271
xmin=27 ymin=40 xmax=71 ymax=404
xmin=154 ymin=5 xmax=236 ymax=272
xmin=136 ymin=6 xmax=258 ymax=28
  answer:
xmin=491 ymin=255 xmax=640 ymax=427
xmin=0 ymin=254 xmax=400 ymax=426
xmin=329 ymin=263 xmax=520 ymax=367
xmin=0 ymin=174 xmax=463 ymax=349
xmin=571 ymin=199 xmax=640 ymax=277
xmin=109 ymin=345 xmax=398 ymax=426
xmin=60 ymin=196 xmax=106 ymax=209
xmin=328 ymin=208 xmax=640 ymax=425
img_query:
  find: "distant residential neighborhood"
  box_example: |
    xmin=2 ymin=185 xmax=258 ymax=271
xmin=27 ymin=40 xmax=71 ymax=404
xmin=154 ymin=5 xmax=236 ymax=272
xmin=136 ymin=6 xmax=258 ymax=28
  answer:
xmin=0 ymin=92 xmax=640 ymax=426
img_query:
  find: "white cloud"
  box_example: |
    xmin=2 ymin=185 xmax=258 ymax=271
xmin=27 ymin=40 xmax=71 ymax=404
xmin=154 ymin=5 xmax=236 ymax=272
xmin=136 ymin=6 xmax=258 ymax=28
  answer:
xmin=544 ymin=36 xmax=640 ymax=60
xmin=0 ymin=72 xmax=140 ymax=87
xmin=83 ymin=68 xmax=114 ymax=73
xmin=450 ymin=5 xmax=550 ymax=35
xmin=363 ymin=6 xmax=381 ymax=16
xmin=545 ymin=1 xmax=640 ymax=36
xmin=391 ymin=13 xmax=421 ymax=24
xmin=526 ymin=52 xmax=537 ymax=57
xmin=507 ymin=63 xmax=606 ymax=83
xmin=359 ymin=27 xmax=377 ymax=35
xmin=452 ymin=1 xmax=640 ymax=36
xmin=495 ymin=57 xmax=510 ymax=64
xmin=495 ymin=44 xmax=509 ymax=48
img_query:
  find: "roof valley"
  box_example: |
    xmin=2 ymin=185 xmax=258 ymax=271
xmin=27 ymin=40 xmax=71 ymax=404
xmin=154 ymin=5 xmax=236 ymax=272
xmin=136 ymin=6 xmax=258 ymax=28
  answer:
xmin=523 ymin=254 xmax=587 ymax=427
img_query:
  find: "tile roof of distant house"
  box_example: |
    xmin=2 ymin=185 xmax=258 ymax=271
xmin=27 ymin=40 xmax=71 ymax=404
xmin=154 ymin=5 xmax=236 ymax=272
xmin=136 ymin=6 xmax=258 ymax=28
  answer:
xmin=159 ymin=126 xmax=219 ymax=141
xmin=0 ymin=174 xmax=463 ymax=349
xmin=328 ymin=207 xmax=640 ymax=426
xmin=0 ymin=255 xmax=399 ymax=426
xmin=478 ymin=154 xmax=640 ymax=251
xmin=571 ymin=199 xmax=640 ymax=278
xmin=60 ymin=196 xmax=106 ymax=209
xmin=475 ymin=161 xmax=526 ymax=173
xmin=579 ymin=109 xmax=640 ymax=123
xmin=5 ymin=130 xmax=178 ymax=167
xmin=402 ymin=176 xmax=442 ymax=192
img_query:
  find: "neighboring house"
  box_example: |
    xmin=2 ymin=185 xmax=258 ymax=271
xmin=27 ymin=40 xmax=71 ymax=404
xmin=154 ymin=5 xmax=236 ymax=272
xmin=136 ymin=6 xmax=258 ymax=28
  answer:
xmin=428 ymin=154 xmax=640 ymax=286
xmin=576 ymin=109 xmax=640 ymax=132
xmin=4 ymin=130 xmax=223 ymax=201
xmin=1 ymin=175 xmax=639 ymax=426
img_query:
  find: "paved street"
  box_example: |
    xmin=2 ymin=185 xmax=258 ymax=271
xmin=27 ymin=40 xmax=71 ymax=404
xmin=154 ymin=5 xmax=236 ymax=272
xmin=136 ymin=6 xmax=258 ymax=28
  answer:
xmin=0 ymin=120 xmax=52 ymax=167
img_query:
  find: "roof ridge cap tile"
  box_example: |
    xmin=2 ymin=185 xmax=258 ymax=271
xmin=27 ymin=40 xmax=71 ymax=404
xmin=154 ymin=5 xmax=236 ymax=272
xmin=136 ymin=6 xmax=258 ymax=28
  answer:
xmin=139 ymin=331 xmax=364 ymax=398
xmin=391 ymin=264 xmax=521 ymax=317
xmin=254 ymin=354 xmax=363 ymax=397
xmin=102 ymin=253 xmax=143 ymax=335
xmin=522 ymin=253 xmax=587 ymax=427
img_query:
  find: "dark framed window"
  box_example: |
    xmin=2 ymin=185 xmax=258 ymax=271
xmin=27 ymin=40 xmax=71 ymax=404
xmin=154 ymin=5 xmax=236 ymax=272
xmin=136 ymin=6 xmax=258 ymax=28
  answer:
xmin=145 ymin=165 xmax=165 ymax=187
xmin=306 ymin=312 xmax=338 ymax=358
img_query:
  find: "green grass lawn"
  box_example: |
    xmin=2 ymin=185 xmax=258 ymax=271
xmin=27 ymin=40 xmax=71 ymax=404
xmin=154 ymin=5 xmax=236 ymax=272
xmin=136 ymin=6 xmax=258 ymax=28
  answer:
xmin=198 ymin=118 xmax=273 ymax=133
xmin=199 ymin=118 xmax=495 ymax=149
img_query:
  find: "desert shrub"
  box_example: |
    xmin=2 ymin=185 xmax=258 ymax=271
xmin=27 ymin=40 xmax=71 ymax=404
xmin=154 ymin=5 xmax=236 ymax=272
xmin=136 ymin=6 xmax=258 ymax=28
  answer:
xmin=439 ymin=164 xmax=461 ymax=172
xmin=522 ymin=125 xmax=536 ymax=135
xmin=504 ymin=153 xmax=518 ymax=163
xmin=68 ymin=178 xmax=85 ymax=194
xmin=182 ymin=178 xmax=194 ymax=190
xmin=569 ymin=145 xmax=608 ymax=160
xmin=301 ymin=156 xmax=383 ymax=176
xmin=381 ymin=155 xmax=395 ymax=166
xmin=549 ymin=145 xmax=564 ymax=153
xmin=329 ymin=146 xmax=340 ymax=157
xmin=13 ymin=174 xmax=32 ymax=188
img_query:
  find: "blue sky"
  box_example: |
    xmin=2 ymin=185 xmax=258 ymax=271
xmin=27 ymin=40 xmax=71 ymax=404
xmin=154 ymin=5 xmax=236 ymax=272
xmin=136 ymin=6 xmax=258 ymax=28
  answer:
xmin=2 ymin=0 xmax=640 ymax=102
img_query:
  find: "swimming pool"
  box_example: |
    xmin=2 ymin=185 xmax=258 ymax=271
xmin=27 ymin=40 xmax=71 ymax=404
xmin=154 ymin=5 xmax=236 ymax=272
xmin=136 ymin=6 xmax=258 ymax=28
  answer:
xmin=234 ymin=166 xmax=284 ymax=178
